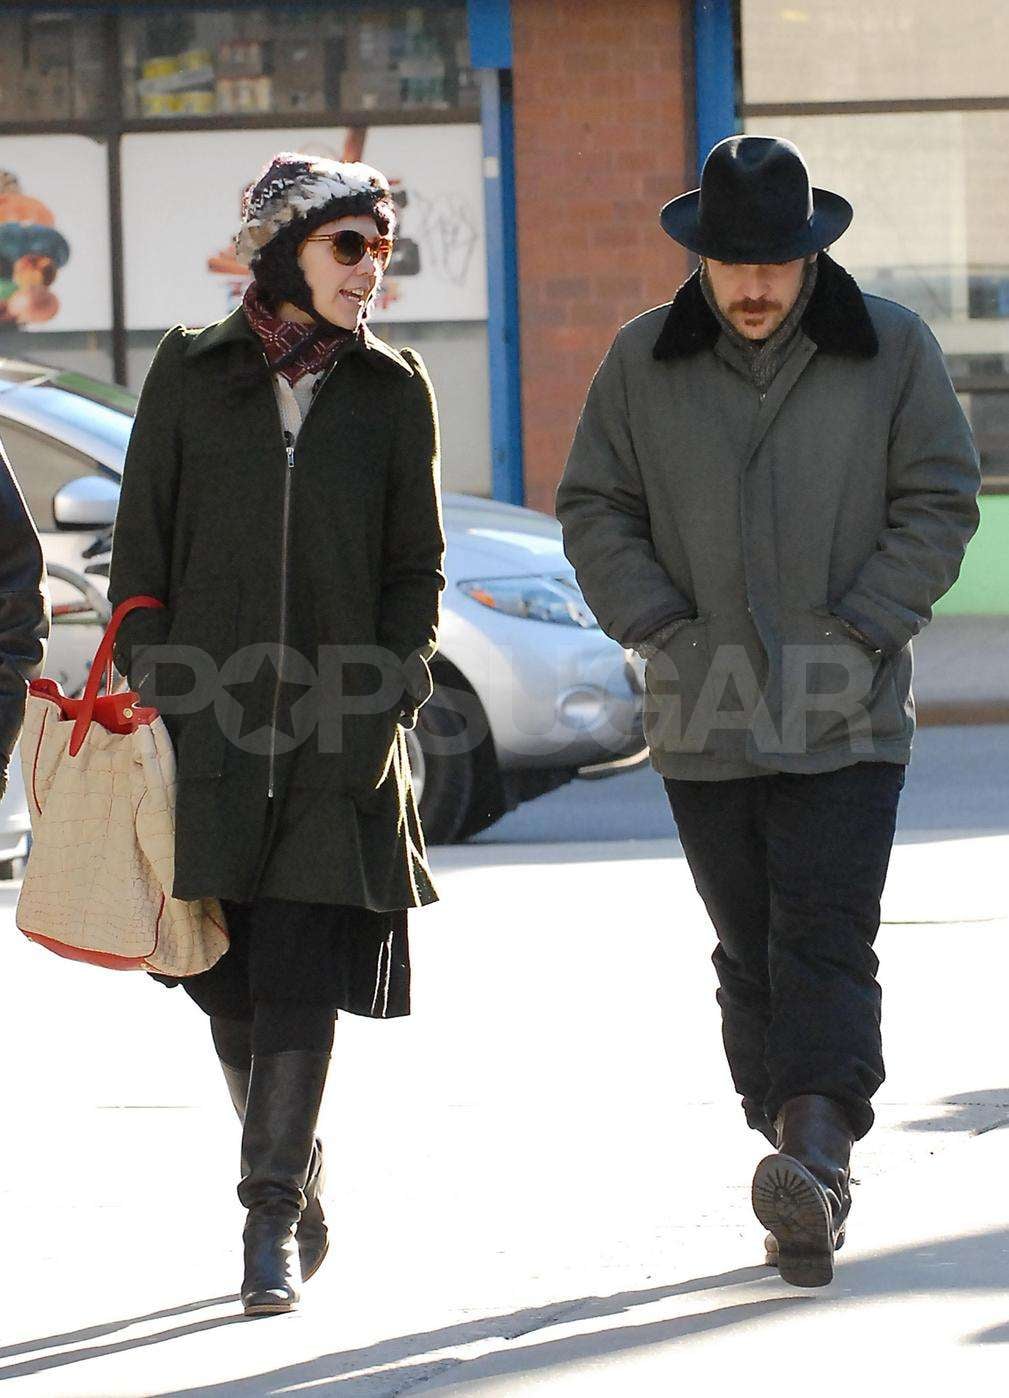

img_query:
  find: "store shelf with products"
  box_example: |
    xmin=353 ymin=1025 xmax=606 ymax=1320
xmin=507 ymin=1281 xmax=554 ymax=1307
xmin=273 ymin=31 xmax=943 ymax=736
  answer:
xmin=119 ymin=4 xmax=478 ymax=123
xmin=0 ymin=10 xmax=107 ymax=123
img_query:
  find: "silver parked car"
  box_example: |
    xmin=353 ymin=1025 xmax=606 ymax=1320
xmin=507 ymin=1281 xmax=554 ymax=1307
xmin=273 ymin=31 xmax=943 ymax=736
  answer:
xmin=0 ymin=356 xmax=645 ymax=857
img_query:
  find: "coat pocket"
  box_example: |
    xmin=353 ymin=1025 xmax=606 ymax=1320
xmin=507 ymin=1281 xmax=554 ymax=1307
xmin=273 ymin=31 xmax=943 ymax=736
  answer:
xmin=163 ymin=579 xmax=239 ymax=779
xmin=286 ymin=651 xmax=402 ymax=798
xmin=777 ymin=606 xmax=897 ymax=756
xmin=642 ymin=614 xmax=714 ymax=755
xmin=285 ymin=709 xmax=402 ymax=803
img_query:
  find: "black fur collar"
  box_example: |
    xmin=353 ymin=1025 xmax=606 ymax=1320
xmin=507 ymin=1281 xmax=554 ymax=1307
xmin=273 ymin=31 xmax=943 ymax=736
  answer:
xmin=651 ymin=250 xmax=879 ymax=361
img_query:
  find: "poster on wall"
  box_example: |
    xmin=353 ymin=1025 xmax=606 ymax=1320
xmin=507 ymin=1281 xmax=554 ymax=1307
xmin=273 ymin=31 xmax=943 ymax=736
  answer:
xmin=122 ymin=124 xmax=487 ymax=328
xmin=0 ymin=135 xmax=112 ymax=333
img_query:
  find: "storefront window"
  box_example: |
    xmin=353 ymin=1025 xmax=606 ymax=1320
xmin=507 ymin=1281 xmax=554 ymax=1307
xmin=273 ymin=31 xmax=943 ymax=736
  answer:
xmin=0 ymin=9 xmax=107 ymax=122
xmin=740 ymin=0 xmax=1009 ymax=491
xmin=119 ymin=4 xmax=477 ymax=122
xmin=741 ymin=0 xmax=1009 ymax=104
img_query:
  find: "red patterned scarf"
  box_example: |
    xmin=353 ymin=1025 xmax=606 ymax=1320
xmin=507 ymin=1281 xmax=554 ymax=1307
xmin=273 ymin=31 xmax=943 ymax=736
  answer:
xmin=242 ymin=282 xmax=356 ymax=385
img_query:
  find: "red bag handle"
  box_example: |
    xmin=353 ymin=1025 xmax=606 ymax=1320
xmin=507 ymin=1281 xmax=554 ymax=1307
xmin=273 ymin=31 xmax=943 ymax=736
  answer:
xmin=68 ymin=595 xmax=167 ymax=757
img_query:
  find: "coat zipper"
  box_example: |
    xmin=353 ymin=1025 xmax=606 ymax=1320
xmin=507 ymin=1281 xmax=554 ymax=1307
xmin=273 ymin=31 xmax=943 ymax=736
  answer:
xmin=266 ymin=429 xmax=295 ymax=798
xmin=264 ymin=351 xmax=343 ymax=800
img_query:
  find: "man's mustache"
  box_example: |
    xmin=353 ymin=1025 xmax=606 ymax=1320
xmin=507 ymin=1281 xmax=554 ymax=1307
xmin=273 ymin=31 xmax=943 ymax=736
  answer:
xmin=732 ymin=300 xmax=780 ymax=314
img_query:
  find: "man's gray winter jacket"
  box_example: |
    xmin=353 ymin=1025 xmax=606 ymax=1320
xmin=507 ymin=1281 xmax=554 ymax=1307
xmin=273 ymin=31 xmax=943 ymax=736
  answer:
xmin=556 ymin=252 xmax=982 ymax=779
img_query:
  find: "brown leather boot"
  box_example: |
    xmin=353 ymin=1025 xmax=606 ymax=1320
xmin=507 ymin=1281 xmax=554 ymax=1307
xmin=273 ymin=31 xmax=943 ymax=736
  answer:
xmin=751 ymin=1094 xmax=854 ymax=1287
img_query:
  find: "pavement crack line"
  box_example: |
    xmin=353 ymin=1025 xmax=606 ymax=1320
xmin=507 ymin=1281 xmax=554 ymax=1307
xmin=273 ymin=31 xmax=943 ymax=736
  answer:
xmin=496 ymin=1300 xmax=594 ymax=1341
xmin=346 ymin=1303 xmax=598 ymax=1393
xmin=372 ymin=1357 xmax=464 ymax=1394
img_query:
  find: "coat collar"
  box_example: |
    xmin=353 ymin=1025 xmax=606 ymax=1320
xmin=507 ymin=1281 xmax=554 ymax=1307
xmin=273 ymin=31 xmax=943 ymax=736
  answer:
xmin=182 ymin=304 xmax=415 ymax=377
xmin=651 ymin=250 xmax=879 ymax=362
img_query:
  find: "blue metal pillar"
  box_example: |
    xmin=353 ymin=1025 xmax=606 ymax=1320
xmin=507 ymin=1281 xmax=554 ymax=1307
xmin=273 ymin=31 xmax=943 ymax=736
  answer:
xmin=693 ymin=0 xmax=737 ymax=177
xmin=468 ymin=0 xmax=523 ymax=504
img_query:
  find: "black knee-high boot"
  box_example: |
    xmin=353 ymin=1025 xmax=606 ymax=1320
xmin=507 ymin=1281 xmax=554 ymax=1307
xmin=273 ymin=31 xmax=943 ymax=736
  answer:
xmin=236 ymin=1050 xmax=330 ymax=1315
xmin=211 ymin=1018 xmax=330 ymax=1283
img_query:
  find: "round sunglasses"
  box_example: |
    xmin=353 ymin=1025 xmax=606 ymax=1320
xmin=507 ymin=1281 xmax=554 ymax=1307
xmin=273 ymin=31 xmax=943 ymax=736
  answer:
xmin=301 ymin=228 xmax=395 ymax=270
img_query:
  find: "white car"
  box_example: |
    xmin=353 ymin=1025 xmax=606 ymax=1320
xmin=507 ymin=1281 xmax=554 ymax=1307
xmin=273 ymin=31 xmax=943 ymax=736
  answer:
xmin=0 ymin=356 xmax=645 ymax=856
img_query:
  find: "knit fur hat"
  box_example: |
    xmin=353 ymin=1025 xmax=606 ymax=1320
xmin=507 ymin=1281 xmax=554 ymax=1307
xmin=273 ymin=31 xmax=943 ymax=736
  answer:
xmin=234 ymin=151 xmax=394 ymax=265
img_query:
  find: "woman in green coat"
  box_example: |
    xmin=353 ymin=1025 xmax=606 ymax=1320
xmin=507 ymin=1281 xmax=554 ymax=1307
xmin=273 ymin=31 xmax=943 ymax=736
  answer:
xmin=107 ymin=153 xmax=445 ymax=1316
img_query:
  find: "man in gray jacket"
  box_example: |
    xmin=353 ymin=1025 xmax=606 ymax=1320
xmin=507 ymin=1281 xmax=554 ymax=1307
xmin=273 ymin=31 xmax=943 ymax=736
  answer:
xmin=556 ymin=135 xmax=981 ymax=1287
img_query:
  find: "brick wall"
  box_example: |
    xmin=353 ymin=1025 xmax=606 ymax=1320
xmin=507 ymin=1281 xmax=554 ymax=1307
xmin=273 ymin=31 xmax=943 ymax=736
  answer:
xmin=511 ymin=0 xmax=695 ymax=513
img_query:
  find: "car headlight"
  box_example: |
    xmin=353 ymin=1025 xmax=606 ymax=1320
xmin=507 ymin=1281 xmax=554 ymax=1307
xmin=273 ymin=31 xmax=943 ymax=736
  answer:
xmin=459 ymin=575 xmax=599 ymax=628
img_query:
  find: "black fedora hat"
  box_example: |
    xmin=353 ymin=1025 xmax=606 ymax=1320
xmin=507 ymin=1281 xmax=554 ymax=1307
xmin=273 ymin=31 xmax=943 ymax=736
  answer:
xmin=660 ymin=134 xmax=852 ymax=263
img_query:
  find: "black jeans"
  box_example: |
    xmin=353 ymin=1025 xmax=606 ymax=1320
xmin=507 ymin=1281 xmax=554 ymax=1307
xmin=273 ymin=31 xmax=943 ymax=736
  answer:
xmin=663 ymin=761 xmax=905 ymax=1141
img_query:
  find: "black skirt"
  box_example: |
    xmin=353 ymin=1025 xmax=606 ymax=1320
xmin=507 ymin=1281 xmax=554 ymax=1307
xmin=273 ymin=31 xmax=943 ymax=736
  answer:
xmin=150 ymin=896 xmax=411 ymax=1020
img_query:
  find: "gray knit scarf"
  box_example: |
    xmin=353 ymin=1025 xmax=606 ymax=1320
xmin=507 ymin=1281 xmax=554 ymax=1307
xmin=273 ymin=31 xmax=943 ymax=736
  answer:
xmin=699 ymin=254 xmax=819 ymax=394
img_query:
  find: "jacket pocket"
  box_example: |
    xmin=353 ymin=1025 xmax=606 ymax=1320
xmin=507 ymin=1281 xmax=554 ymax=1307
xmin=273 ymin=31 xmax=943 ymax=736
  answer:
xmin=777 ymin=606 xmax=899 ymax=756
xmin=642 ymin=614 xmax=714 ymax=755
xmin=286 ymin=651 xmax=402 ymax=798
xmin=285 ymin=709 xmax=401 ymax=802
xmin=163 ymin=578 xmax=239 ymax=779
xmin=348 ymin=707 xmax=403 ymax=811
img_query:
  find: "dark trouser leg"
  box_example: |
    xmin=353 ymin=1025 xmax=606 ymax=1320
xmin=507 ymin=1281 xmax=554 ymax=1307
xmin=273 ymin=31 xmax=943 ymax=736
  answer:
xmin=211 ymin=1016 xmax=253 ymax=1142
xmin=193 ymin=904 xmax=255 ymax=1165
xmin=211 ymin=1015 xmax=252 ymax=1070
xmin=251 ymin=1000 xmax=336 ymax=1057
xmin=763 ymin=762 xmax=905 ymax=1140
xmin=663 ymin=775 xmax=775 ymax=1140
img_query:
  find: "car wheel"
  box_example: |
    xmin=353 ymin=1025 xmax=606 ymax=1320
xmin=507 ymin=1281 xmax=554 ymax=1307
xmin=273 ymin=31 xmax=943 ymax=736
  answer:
xmin=453 ymin=735 xmax=509 ymax=841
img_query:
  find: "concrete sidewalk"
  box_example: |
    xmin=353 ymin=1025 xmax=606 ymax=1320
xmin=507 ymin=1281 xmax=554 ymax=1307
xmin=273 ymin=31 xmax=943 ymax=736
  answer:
xmin=0 ymin=833 xmax=1007 ymax=1394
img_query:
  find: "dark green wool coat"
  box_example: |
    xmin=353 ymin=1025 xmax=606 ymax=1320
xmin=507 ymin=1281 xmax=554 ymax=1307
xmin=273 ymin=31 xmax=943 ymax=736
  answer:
xmin=107 ymin=307 xmax=445 ymax=908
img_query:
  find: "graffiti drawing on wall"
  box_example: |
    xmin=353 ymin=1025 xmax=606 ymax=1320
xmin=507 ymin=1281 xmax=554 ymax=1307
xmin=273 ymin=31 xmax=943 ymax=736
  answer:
xmin=412 ymin=191 xmax=478 ymax=287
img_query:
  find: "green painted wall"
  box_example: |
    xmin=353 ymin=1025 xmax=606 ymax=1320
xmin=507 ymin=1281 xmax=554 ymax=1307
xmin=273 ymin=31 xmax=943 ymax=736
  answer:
xmin=935 ymin=495 xmax=1009 ymax=615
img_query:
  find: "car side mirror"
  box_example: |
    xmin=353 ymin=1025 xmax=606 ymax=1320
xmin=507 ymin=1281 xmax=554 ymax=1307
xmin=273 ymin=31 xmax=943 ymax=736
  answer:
xmin=52 ymin=475 xmax=120 ymax=530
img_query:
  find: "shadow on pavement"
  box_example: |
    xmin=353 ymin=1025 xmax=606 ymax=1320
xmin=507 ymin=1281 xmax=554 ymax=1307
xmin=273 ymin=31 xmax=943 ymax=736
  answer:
xmin=6 ymin=1230 xmax=1009 ymax=1392
xmin=972 ymin=1319 xmax=1009 ymax=1344
xmin=0 ymin=1304 xmax=248 ymax=1382
xmin=900 ymin=1090 xmax=1009 ymax=1135
xmin=0 ymin=1295 xmax=240 ymax=1363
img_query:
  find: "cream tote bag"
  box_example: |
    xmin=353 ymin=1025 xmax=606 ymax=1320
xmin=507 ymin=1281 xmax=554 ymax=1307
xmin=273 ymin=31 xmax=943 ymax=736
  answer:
xmin=15 ymin=594 xmax=229 ymax=975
